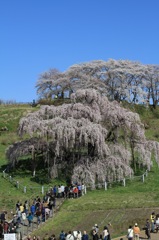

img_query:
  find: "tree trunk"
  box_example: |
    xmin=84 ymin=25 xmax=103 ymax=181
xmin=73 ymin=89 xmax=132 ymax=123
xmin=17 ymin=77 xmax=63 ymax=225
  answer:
xmin=130 ymin=139 xmax=136 ymax=172
xmin=31 ymin=148 xmax=36 ymax=176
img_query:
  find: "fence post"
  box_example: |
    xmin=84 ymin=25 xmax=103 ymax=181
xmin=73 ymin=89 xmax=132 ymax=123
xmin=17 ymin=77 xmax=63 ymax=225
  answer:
xmin=130 ymin=172 xmax=132 ymax=179
xmin=9 ymin=176 xmax=12 ymax=182
xmin=24 ymin=186 xmax=26 ymax=193
xmin=45 ymin=209 xmax=46 ymax=222
xmin=146 ymin=170 xmax=148 ymax=177
xmin=142 ymin=174 xmax=145 ymax=183
xmin=123 ymin=178 xmax=126 ymax=187
xmin=84 ymin=185 xmax=87 ymax=194
xmin=3 ymin=171 xmax=5 ymax=178
xmin=16 ymin=181 xmax=19 ymax=189
xmin=42 ymin=186 xmax=44 ymax=195
xmin=104 ymin=181 xmax=107 ymax=190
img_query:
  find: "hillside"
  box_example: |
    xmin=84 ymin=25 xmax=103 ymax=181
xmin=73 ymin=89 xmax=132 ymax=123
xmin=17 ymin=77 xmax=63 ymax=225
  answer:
xmin=1 ymin=102 xmax=159 ymax=238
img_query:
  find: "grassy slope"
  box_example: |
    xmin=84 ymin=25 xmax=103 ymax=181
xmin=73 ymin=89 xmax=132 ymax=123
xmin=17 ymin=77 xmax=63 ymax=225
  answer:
xmin=1 ymin=103 xmax=159 ymax=238
xmin=33 ymin=162 xmax=159 ymax=238
xmin=0 ymin=105 xmax=38 ymax=216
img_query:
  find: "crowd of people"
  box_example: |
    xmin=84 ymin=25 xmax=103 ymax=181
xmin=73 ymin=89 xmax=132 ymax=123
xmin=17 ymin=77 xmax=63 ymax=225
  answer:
xmin=1 ymin=184 xmax=159 ymax=240
xmin=124 ymin=211 xmax=159 ymax=240
xmin=0 ymin=183 xmax=85 ymax=239
xmin=26 ymin=224 xmax=111 ymax=240
xmin=49 ymin=184 xmax=85 ymax=199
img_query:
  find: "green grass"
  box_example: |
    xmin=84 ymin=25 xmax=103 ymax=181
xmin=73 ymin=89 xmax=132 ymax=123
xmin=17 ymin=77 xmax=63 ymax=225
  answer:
xmin=1 ymin=103 xmax=159 ymax=238
xmin=33 ymin=163 xmax=159 ymax=238
xmin=123 ymin=103 xmax=159 ymax=141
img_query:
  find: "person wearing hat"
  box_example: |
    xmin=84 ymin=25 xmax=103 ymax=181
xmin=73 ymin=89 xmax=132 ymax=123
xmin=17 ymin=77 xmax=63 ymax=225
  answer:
xmin=133 ymin=223 xmax=140 ymax=240
xmin=150 ymin=211 xmax=155 ymax=232
xmin=94 ymin=224 xmax=99 ymax=233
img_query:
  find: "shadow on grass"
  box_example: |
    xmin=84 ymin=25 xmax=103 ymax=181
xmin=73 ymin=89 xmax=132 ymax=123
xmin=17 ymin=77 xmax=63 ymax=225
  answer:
xmin=30 ymin=174 xmax=51 ymax=185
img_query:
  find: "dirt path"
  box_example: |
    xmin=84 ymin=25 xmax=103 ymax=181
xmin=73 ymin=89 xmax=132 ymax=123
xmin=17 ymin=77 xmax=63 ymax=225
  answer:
xmin=112 ymin=230 xmax=158 ymax=239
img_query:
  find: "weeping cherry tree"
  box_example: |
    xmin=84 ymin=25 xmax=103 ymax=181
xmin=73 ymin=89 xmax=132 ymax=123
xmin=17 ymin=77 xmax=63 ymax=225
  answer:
xmin=6 ymin=89 xmax=159 ymax=187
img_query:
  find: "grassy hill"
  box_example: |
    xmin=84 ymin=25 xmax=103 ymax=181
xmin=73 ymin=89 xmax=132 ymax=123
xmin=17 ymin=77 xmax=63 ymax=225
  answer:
xmin=1 ymin=103 xmax=159 ymax=238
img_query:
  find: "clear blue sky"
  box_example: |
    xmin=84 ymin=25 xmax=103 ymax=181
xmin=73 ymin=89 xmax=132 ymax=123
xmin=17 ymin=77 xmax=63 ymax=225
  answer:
xmin=1 ymin=0 xmax=159 ymax=102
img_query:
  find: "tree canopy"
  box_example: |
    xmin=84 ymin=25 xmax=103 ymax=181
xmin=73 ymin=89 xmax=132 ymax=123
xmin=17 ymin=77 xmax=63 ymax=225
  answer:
xmin=6 ymin=89 xmax=159 ymax=187
xmin=36 ymin=59 xmax=159 ymax=108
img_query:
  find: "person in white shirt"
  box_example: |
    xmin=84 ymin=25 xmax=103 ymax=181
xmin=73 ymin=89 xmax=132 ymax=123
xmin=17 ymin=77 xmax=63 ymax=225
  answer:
xmin=66 ymin=231 xmax=74 ymax=240
xmin=61 ymin=185 xmax=65 ymax=197
xmin=127 ymin=226 xmax=133 ymax=240
xmin=73 ymin=231 xmax=81 ymax=240
xmin=21 ymin=211 xmax=26 ymax=225
xmin=103 ymin=226 xmax=109 ymax=240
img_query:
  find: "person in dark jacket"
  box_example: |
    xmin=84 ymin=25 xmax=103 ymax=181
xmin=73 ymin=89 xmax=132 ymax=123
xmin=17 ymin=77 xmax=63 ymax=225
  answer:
xmin=0 ymin=211 xmax=5 ymax=223
xmin=92 ymin=230 xmax=99 ymax=240
xmin=145 ymin=219 xmax=151 ymax=240
xmin=59 ymin=230 xmax=65 ymax=240
xmin=0 ymin=222 xmax=3 ymax=238
xmin=82 ymin=230 xmax=89 ymax=240
xmin=27 ymin=213 xmax=33 ymax=227
xmin=30 ymin=204 xmax=35 ymax=216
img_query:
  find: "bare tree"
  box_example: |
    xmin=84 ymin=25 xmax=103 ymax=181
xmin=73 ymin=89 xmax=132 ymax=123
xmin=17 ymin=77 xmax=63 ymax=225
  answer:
xmin=145 ymin=65 xmax=159 ymax=108
xmin=36 ymin=59 xmax=149 ymax=105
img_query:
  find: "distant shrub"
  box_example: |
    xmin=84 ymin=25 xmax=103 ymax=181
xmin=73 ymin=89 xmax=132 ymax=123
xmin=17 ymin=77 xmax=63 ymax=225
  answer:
xmin=154 ymin=133 xmax=159 ymax=139
xmin=38 ymin=98 xmax=71 ymax=106
xmin=144 ymin=123 xmax=150 ymax=129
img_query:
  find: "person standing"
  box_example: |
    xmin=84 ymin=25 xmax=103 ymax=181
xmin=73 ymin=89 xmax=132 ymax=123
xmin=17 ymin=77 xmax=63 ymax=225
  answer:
xmin=61 ymin=185 xmax=65 ymax=198
xmin=150 ymin=211 xmax=155 ymax=232
xmin=22 ymin=211 xmax=26 ymax=225
xmin=103 ymin=226 xmax=109 ymax=240
xmin=127 ymin=226 xmax=133 ymax=240
xmin=59 ymin=230 xmax=65 ymax=240
xmin=17 ymin=209 xmax=22 ymax=224
xmin=27 ymin=213 xmax=33 ymax=227
xmin=93 ymin=224 xmax=99 ymax=233
xmin=53 ymin=185 xmax=57 ymax=198
xmin=24 ymin=200 xmax=29 ymax=215
xmin=16 ymin=201 xmax=20 ymax=212
xmin=30 ymin=204 xmax=35 ymax=216
xmin=0 ymin=222 xmax=3 ymax=238
xmin=82 ymin=231 xmax=89 ymax=240
xmin=19 ymin=203 xmax=24 ymax=213
xmin=36 ymin=208 xmax=41 ymax=225
xmin=50 ymin=234 xmax=56 ymax=240
xmin=145 ymin=219 xmax=151 ymax=240
xmin=92 ymin=230 xmax=99 ymax=240
xmin=64 ymin=186 xmax=69 ymax=198
xmin=3 ymin=221 xmax=9 ymax=234
xmin=66 ymin=231 xmax=74 ymax=240
xmin=58 ymin=185 xmax=62 ymax=198
xmin=133 ymin=223 xmax=140 ymax=240
xmin=0 ymin=211 xmax=6 ymax=223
